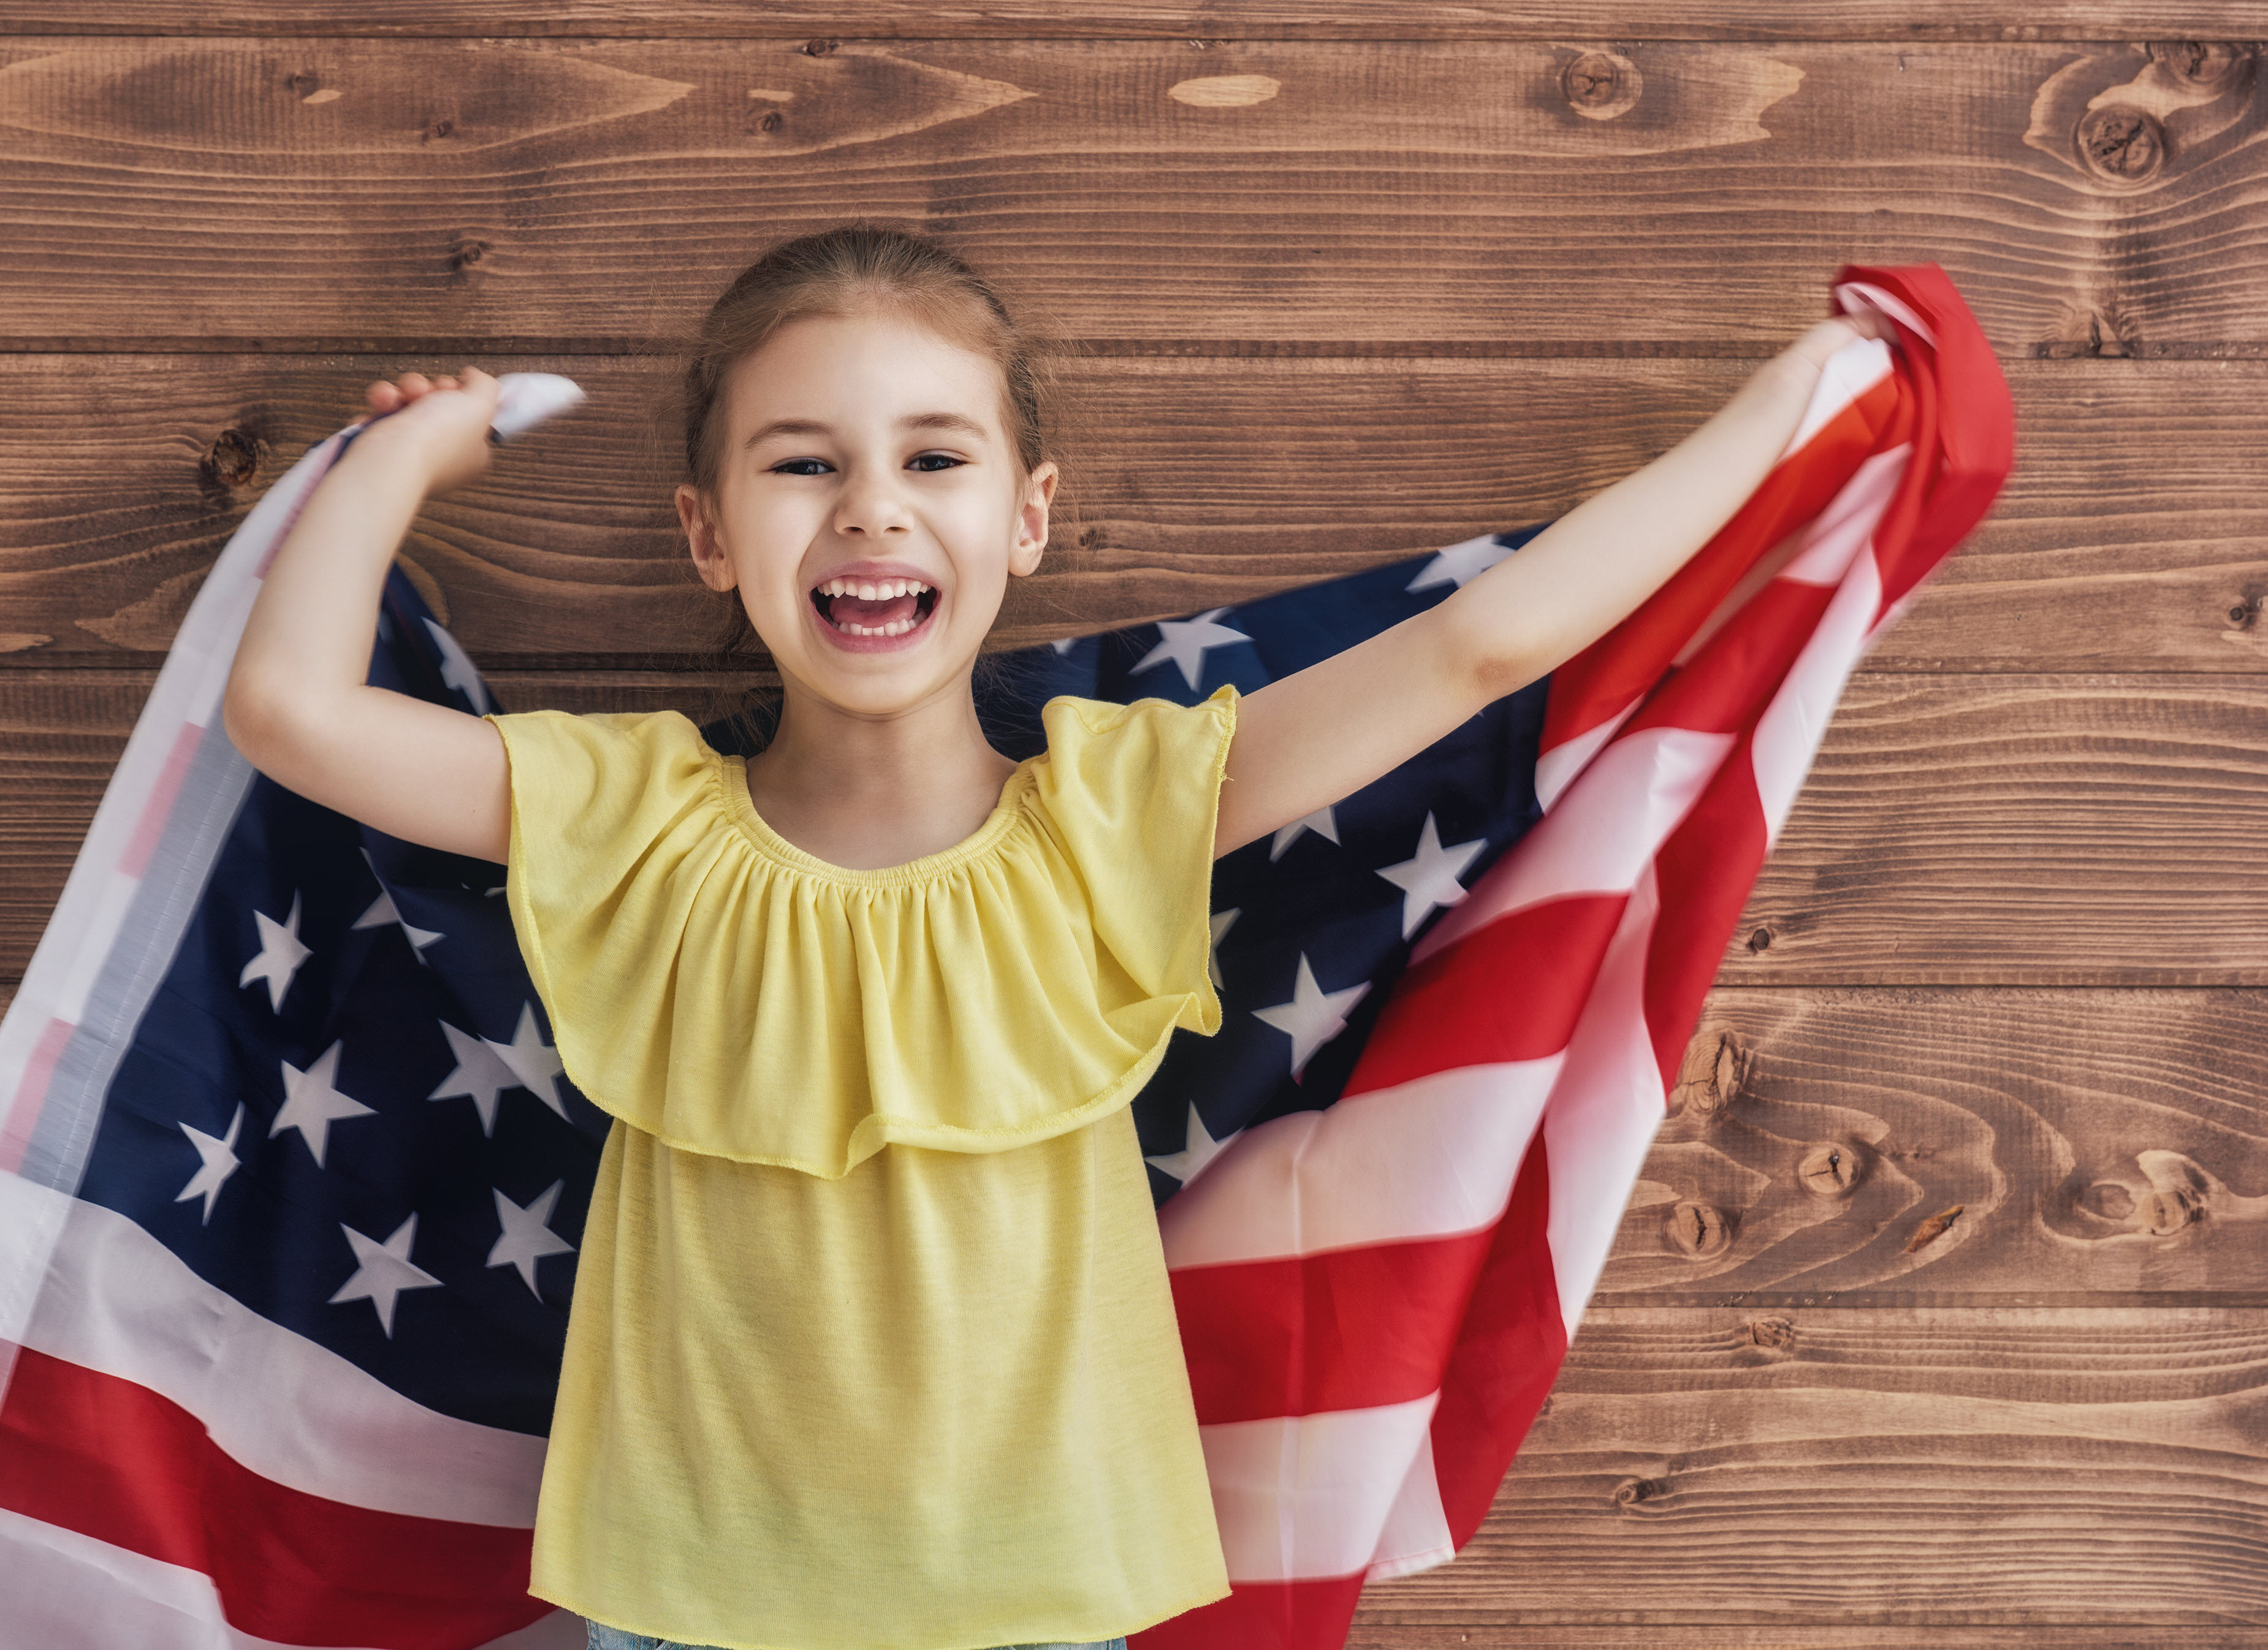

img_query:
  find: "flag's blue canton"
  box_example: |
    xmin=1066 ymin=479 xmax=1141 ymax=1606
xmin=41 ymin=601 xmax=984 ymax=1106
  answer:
xmin=963 ymin=533 xmax=1552 ymax=1205
xmin=68 ymin=528 xmax=1548 ymax=1435
xmin=72 ymin=570 xmax=609 ymax=1437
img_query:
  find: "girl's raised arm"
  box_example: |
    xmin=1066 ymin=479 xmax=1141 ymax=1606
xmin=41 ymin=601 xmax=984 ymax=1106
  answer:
xmin=1213 ymin=312 xmax=1894 ymax=861
xmin=221 ymin=369 xmax=513 ymax=865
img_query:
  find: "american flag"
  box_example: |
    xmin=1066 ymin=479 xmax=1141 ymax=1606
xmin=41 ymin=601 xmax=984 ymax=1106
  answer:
xmin=0 ymin=264 xmax=2009 ymax=1649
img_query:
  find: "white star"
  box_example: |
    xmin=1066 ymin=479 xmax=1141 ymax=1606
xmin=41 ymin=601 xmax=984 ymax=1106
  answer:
xmin=1253 ymin=953 xmax=1371 ymax=1080
xmin=174 ymin=1104 xmax=244 ymax=1224
xmin=353 ymin=852 xmax=444 ymax=964
xmin=499 ymin=1003 xmax=567 ymax=1119
xmin=1406 ymin=533 xmax=1513 ymax=594
xmin=1376 ymin=812 xmax=1488 ymax=939
xmin=1132 ymin=608 xmax=1252 ymax=692
xmin=269 ymin=1041 xmax=376 ymax=1168
xmin=1208 ymin=907 xmax=1239 ymax=990
xmin=428 ymin=1020 xmax=523 ymax=1136
xmin=239 ymin=891 xmax=312 ymax=1014
xmin=328 ymin=1213 xmax=443 ymax=1338
xmin=423 ymin=617 xmax=492 ymax=713
xmin=1144 ymin=1102 xmax=1239 ymax=1186
xmin=488 ymin=1182 xmax=576 ymax=1297
xmin=1269 ymin=804 xmax=1340 ymax=862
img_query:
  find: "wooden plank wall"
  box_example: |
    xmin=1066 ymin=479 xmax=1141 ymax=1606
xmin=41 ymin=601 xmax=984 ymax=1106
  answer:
xmin=3 ymin=6 xmax=2265 ymax=1642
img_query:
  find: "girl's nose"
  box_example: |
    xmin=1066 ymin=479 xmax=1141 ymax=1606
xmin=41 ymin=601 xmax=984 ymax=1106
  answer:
xmin=832 ymin=472 xmax=915 ymax=537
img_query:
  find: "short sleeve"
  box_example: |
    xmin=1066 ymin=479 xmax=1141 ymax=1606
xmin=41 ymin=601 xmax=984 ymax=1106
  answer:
xmin=1025 ymin=684 xmax=1238 ymax=1042
xmin=480 ymin=708 xmax=734 ymax=1098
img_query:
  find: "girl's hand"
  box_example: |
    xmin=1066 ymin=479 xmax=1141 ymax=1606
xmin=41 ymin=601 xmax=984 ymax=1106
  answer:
xmin=1781 ymin=307 xmax=1898 ymax=376
xmin=346 ymin=366 xmax=503 ymax=496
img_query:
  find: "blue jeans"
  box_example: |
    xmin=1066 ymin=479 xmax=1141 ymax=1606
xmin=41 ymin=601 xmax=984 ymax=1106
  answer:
xmin=587 ymin=1625 xmax=1126 ymax=1650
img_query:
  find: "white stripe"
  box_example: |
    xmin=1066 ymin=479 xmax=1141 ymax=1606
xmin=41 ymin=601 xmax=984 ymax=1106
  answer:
xmin=1539 ymin=863 xmax=1669 ymax=1342
xmin=53 ymin=868 xmax=140 ymax=1026
xmin=1751 ymin=541 xmax=1886 ymax=850
xmin=1778 ymin=445 xmax=1908 ymax=587
xmin=1412 ymin=725 xmax=1733 ymax=966
xmin=0 ymin=1172 xmax=545 ymax=1527
xmin=1201 ymin=1393 xmax=1442 ymax=1583
xmin=1532 ymin=698 xmax=1635 ymax=814
xmin=0 ymin=1508 xmax=581 ymax=1650
xmin=1783 ymin=334 xmax=1895 ymax=458
xmin=1159 ymin=1058 xmax=1558 ymax=1269
xmin=1361 ymin=1423 xmax=1456 ymax=1581
xmin=1834 ymin=280 xmax=1938 ymax=349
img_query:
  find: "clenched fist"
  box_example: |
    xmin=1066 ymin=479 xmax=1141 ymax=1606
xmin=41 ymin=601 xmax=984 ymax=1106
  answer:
xmin=344 ymin=365 xmax=504 ymax=496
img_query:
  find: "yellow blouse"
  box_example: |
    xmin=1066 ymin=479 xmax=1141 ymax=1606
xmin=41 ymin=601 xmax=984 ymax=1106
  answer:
xmin=483 ymin=688 xmax=1238 ymax=1650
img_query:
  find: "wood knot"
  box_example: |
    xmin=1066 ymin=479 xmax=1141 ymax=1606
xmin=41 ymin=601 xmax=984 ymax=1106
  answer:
xmin=448 ymin=239 xmax=490 ymax=273
xmin=2148 ymin=40 xmax=2252 ymax=90
xmin=1797 ymin=1140 xmax=1865 ymax=1200
xmin=1675 ymin=1031 xmax=1748 ymax=1119
xmin=1903 ymin=1204 xmax=1963 ymax=1253
xmin=422 ymin=117 xmax=455 ymax=143
xmin=286 ymin=71 xmax=321 ymax=99
xmin=759 ymin=110 xmax=783 ymax=133
xmin=1562 ymin=51 xmax=1642 ymax=121
xmin=1746 ymin=926 xmax=1773 ymax=953
xmin=801 ymin=37 xmax=839 ymax=56
xmin=200 ymin=426 xmax=265 ymax=491
xmin=2080 ymin=1180 xmax=2136 ymax=1221
xmin=1613 ymin=1475 xmax=1664 ymax=1510
xmin=2137 ymin=1185 xmax=2202 ymax=1236
xmin=1747 ymin=1315 xmax=1797 ymax=1351
xmin=2076 ymin=105 xmax=2167 ymax=182
xmin=1665 ymin=1200 xmax=1732 ymax=1259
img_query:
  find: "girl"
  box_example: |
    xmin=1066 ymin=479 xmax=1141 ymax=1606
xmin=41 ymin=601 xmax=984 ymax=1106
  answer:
xmin=221 ymin=226 xmax=1890 ymax=1650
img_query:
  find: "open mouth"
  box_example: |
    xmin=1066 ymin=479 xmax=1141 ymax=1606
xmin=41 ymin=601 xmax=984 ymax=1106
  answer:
xmin=809 ymin=576 xmax=939 ymax=639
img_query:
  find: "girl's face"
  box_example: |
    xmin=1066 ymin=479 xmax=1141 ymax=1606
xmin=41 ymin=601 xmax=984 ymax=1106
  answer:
xmin=677 ymin=310 xmax=1057 ymax=723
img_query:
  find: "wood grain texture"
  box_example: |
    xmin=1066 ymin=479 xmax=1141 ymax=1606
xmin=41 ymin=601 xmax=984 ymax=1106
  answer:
xmin=2 ymin=353 xmax=2262 ymax=673
xmin=2 ymin=40 xmax=2266 ymax=349
xmin=1727 ymin=674 xmax=2268 ymax=986
xmin=1619 ymin=988 xmax=2268 ymax=1304
xmin=1349 ymin=1306 xmax=2268 ymax=1627
xmin=0 ymin=7 xmax=2262 ymax=42
xmin=4 ymin=671 xmax=2264 ymax=985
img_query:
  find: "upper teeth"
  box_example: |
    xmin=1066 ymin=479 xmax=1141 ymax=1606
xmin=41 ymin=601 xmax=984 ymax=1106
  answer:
xmin=818 ymin=578 xmax=932 ymax=601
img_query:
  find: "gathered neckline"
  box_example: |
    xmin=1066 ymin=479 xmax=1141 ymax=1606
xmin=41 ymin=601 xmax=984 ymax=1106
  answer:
xmin=707 ymin=744 xmax=1040 ymax=889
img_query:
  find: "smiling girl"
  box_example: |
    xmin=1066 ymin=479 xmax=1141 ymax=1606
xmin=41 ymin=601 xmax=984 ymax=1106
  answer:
xmin=221 ymin=226 xmax=1889 ymax=1650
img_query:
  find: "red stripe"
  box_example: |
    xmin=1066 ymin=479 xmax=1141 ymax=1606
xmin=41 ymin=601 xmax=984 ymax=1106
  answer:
xmin=1645 ymin=737 xmax=1770 ymax=1087
xmin=1171 ymin=1228 xmax=1497 ymax=1424
xmin=1423 ymin=1130 xmax=1565 ymax=1547
xmin=1344 ymin=893 xmax=1626 ymax=1095
xmin=1620 ymin=579 xmax=1836 ymax=739
xmin=119 ymin=720 xmax=204 ymax=880
xmin=1131 ymin=1572 xmax=1368 ymax=1650
xmin=0 ymin=1348 xmax=549 ymax=1649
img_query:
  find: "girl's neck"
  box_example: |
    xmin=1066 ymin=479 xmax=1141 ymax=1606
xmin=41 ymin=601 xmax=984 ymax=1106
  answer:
xmin=740 ymin=678 xmax=1018 ymax=872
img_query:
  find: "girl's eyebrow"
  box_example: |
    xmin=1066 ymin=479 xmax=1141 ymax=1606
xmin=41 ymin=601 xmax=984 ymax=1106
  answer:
xmin=742 ymin=411 xmax=989 ymax=449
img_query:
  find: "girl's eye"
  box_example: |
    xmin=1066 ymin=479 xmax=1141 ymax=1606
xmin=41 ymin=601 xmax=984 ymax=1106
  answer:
xmin=771 ymin=454 xmax=966 ymax=474
xmin=908 ymin=453 xmax=964 ymax=473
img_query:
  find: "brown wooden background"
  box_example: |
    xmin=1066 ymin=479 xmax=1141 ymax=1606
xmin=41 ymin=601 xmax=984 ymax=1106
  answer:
xmin=4 ymin=6 xmax=2266 ymax=1643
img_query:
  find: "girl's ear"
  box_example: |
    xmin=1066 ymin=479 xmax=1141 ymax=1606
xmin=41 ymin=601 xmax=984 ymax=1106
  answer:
xmin=1008 ymin=460 xmax=1059 ymax=579
xmin=678 ymin=484 xmax=736 ymax=592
